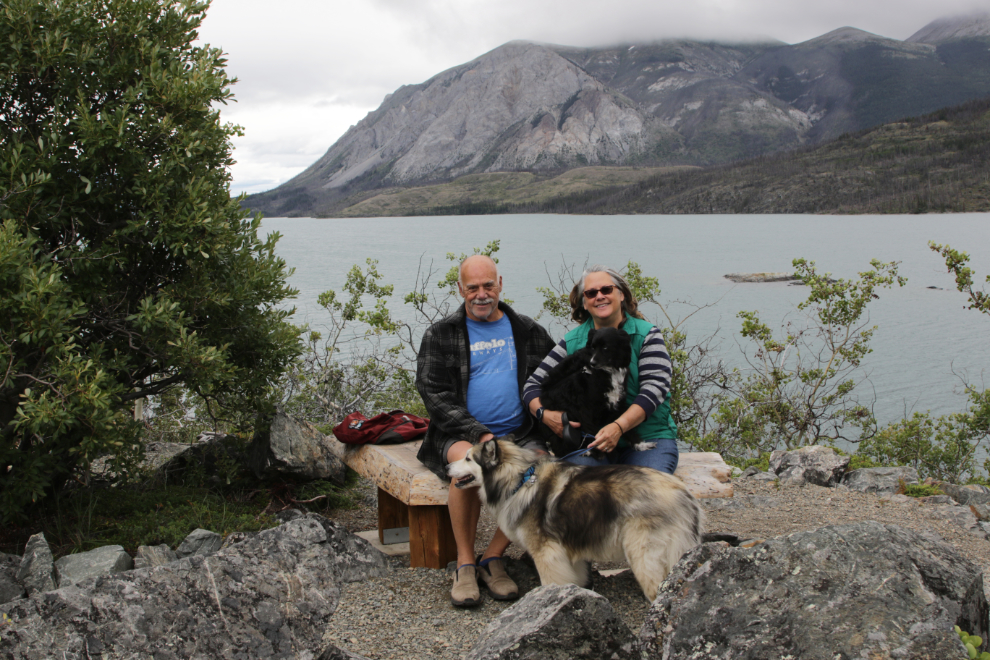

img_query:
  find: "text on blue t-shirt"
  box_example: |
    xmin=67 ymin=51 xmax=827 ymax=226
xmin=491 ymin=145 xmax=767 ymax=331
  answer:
xmin=465 ymin=316 xmax=524 ymax=435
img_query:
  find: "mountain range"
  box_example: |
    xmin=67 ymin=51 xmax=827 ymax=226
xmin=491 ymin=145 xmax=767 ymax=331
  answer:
xmin=244 ymin=13 xmax=990 ymax=217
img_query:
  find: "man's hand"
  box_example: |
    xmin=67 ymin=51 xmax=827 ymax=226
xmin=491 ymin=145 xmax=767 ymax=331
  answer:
xmin=479 ymin=433 xmax=495 ymax=443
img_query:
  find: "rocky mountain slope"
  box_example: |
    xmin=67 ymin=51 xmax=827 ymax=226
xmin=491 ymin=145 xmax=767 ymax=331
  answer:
xmin=245 ymin=13 xmax=990 ymax=218
xmin=487 ymin=96 xmax=990 ymax=216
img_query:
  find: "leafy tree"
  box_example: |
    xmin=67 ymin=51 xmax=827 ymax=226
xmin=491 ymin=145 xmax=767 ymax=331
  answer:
xmin=719 ymin=259 xmax=906 ymax=456
xmin=861 ymin=243 xmax=990 ymax=483
xmin=0 ymin=0 xmax=300 ymax=520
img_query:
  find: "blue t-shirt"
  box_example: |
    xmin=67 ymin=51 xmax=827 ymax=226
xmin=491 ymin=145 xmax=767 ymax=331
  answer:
xmin=465 ymin=316 xmax=524 ymax=435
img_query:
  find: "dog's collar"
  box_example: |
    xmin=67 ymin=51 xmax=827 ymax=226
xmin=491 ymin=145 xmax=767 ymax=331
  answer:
xmin=511 ymin=466 xmax=537 ymax=495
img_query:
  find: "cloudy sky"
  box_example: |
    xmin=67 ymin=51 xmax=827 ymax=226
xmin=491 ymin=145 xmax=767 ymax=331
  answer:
xmin=195 ymin=0 xmax=985 ymax=196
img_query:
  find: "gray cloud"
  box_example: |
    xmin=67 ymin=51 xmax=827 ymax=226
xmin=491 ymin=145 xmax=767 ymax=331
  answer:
xmin=198 ymin=0 xmax=986 ymax=195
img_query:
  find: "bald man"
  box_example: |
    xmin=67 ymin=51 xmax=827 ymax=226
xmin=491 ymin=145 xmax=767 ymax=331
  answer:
xmin=416 ymin=255 xmax=555 ymax=607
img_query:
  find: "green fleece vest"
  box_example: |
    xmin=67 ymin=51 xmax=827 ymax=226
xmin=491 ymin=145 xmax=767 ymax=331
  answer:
xmin=563 ymin=316 xmax=677 ymax=446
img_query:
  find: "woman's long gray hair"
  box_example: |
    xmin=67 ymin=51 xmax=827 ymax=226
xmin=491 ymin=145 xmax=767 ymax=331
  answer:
xmin=568 ymin=265 xmax=646 ymax=323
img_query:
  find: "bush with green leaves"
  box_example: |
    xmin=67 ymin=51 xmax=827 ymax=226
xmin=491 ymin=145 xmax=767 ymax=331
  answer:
xmin=857 ymin=243 xmax=990 ymax=483
xmin=536 ymin=258 xmax=903 ymax=464
xmin=0 ymin=0 xmax=301 ymax=521
xmin=701 ymin=259 xmax=905 ymax=462
xmin=858 ymin=395 xmax=990 ymax=483
xmin=281 ymin=243 xmax=504 ymax=427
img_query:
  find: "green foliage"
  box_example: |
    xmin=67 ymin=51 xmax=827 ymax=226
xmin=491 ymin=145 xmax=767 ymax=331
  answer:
xmin=141 ymin=389 xmax=210 ymax=445
xmin=297 ymin=473 xmax=361 ymax=513
xmin=847 ymin=453 xmax=882 ymax=471
xmin=0 ymin=0 xmax=301 ymax=520
xmin=858 ymin=397 xmax=990 ymax=483
xmin=956 ymin=625 xmax=990 ymax=659
xmin=8 ymin=460 xmax=370 ymax=558
xmin=283 ymin=244 xmax=503 ymax=427
xmin=717 ymin=259 xmax=905 ymax=457
xmin=28 ymin=484 xmax=275 ymax=556
xmin=858 ymin=244 xmax=990 ymax=484
xmin=901 ymin=483 xmax=943 ymax=498
xmin=931 ymin=242 xmax=990 ymax=316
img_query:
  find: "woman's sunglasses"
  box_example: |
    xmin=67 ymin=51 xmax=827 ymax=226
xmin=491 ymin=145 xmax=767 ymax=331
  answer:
xmin=583 ymin=285 xmax=616 ymax=299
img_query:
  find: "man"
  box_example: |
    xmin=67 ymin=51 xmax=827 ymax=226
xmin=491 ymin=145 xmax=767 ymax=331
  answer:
xmin=416 ymin=254 xmax=555 ymax=607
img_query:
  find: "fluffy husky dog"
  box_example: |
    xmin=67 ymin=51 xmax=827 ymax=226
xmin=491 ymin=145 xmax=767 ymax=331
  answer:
xmin=447 ymin=439 xmax=704 ymax=601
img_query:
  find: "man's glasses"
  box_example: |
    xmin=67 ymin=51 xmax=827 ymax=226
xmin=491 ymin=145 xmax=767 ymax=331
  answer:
xmin=583 ymin=285 xmax=616 ymax=299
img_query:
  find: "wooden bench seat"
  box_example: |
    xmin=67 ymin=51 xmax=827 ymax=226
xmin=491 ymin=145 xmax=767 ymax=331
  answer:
xmin=327 ymin=436 xmax=733 ymax=569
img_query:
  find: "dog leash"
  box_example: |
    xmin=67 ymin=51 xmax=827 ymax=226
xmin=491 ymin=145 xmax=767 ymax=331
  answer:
xmin=559 ymin=432 xmax=599 ymax=462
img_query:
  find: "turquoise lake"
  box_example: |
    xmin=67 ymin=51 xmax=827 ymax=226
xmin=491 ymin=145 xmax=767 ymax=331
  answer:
xmin=262 ymin=213 xmax=990 ymax=435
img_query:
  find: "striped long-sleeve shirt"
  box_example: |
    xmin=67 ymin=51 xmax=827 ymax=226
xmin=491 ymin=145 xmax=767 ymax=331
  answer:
xmin=522 ymin=325 xmax=673 ymax=419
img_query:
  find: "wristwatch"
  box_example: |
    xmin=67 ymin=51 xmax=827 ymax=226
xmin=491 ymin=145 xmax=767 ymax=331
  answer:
xmin=535 ymin=407 xmax=545 ymax=422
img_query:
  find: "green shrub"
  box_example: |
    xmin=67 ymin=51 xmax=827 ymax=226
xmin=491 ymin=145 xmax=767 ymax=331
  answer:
xmin=956 ymin=625 xmax=989 ymax=659
xmin=847 ymin=454 xmax=883 ymax=470
xmin=900 ymin=483 xmax=942 ymax=498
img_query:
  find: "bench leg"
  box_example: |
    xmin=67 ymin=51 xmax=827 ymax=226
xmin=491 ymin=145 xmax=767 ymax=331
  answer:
xmin=377 ymin=488 xmax=409 ymax=545
xmin=408 ymin=504 xmax=458 ymax=569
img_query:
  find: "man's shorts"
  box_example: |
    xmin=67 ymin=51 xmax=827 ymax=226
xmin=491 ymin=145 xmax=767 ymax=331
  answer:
xmin=442 ymin=426 xmax=548 ymax=465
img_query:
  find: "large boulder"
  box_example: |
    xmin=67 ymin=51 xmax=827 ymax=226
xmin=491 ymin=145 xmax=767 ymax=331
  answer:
xmin=14 ymin=533 xmax=56 ymax=596
xmin=770 ymin=445 xmax=849 ymax=487
xmin=841 ymin=466 xmax=919 ymax=493
xmin=640 ymin=522 xmax=985 ymax=659
xmin=54 ymin=545 xmax=132 ymax=588
xmin=0 ymin=516 xmax=389 ymax=659
xmin=466 ymin=583 xmax=642 ymax=660
xmin=0 ymin=553 xmax=25 ymax=605
xmin=938 ymin=482 xmax=990 ymax=507
xmin=301 ymin=513 xmax=391 ymax=583
xmin=250 ymin=412 xmax=347 ymax=484
xmin=174 ymin=528 xmax=223 ymax=558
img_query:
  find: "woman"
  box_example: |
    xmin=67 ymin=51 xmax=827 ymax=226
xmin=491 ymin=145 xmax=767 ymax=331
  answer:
xmin=523 ymin=265 xmax=679 ymax=473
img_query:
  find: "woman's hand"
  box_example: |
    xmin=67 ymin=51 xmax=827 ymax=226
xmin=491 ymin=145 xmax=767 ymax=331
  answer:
xmin=587 ymin=422 xmax=623 ymax=453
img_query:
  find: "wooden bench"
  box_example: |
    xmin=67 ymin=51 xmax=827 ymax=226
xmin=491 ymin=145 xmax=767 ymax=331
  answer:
xmin=327 ymin=436 xmax=733 ymax=569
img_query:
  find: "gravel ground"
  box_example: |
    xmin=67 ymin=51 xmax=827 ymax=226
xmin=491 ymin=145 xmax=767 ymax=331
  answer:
xmin=322 ymin=475 xmax=990 ymax=659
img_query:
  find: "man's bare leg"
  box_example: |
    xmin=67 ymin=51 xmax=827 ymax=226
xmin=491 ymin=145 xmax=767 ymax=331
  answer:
xmin=447 ymin=440 xmax=485 ymax=567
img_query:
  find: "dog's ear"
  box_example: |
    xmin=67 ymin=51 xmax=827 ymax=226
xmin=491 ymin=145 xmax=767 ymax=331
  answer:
xmin=479 ymin=439 xmax=500 ymax=468
xmin=616 ymin=328 xmax=629 ymax=341
xmin=587 ymin=328 xmax=597 ymax=344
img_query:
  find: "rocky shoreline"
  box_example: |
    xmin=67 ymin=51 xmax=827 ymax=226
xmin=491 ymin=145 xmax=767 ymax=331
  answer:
xmin=4 ymin=443 xmax=990 ymax=658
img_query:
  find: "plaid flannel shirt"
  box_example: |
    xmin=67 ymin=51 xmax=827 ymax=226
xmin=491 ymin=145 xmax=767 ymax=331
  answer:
xmin=415 ymin=302 xmax=555 ymax=481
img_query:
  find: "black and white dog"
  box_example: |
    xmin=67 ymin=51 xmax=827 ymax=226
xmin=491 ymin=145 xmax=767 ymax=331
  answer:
xmin=540 ymin=326 xmax=653 ymax=458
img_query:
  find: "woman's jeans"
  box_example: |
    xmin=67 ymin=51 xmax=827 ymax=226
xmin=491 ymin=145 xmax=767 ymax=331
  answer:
xmin=564 ymin=438 xmax=679 ymax=474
